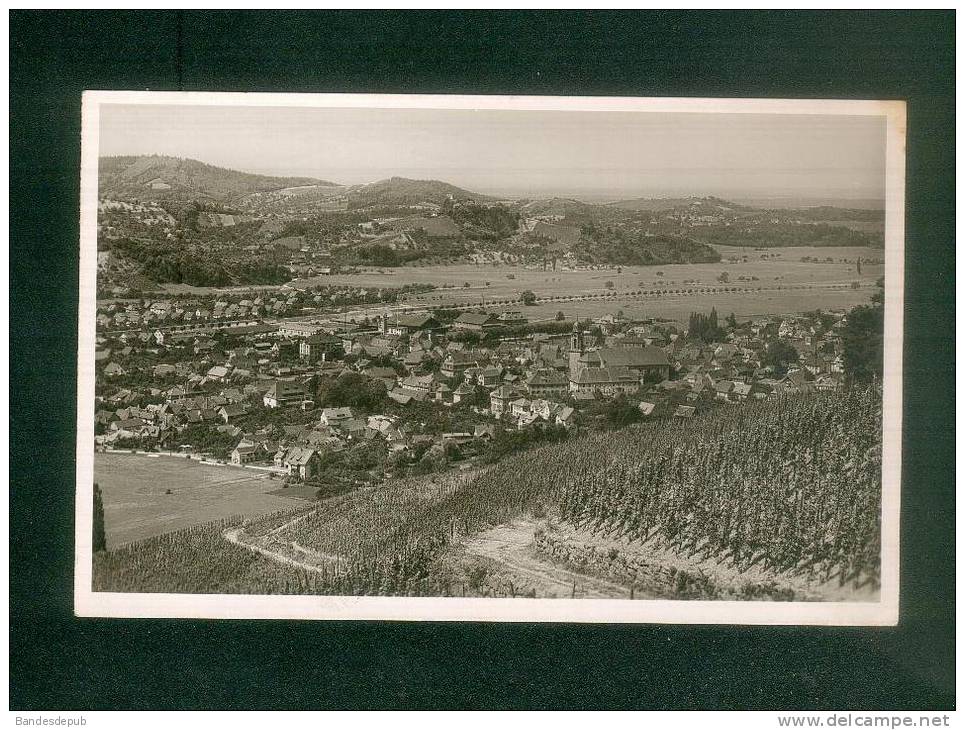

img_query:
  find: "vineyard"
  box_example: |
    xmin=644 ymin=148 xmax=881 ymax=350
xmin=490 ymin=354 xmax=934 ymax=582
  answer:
xmin=94 ymin=387 xmax=882 ymax=600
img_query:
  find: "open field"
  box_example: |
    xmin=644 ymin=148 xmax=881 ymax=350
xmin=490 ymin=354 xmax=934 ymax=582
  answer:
xmin=294 ymin=245 xmax=884 ymax=319
xmin=290 ymin=282 xmax=880 ymax=330
xmin=94 ymin=453 xmax=301 ymax=548
xmin=268 ymin=245 xmax=883 ymax=326
xmin=511 ymin=285 xmax=880 ymax=324
xmin=154 ymin=244 xmax=883 ymax=302
xmin=297 ymin=245 xmax=881 ymax=293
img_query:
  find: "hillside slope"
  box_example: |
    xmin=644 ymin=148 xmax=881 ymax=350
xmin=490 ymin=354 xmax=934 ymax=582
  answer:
xmin=347 ymin=177 xmax=494 ymax=208
xmin=99 ymin=155 xmax=338 ymax=202
xmin=94 ymin=388 xmax=881 ymax=600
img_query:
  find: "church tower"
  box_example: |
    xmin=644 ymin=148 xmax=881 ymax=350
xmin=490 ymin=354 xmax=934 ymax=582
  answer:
xmin=569 ymin=321 xmax=585 ymax=377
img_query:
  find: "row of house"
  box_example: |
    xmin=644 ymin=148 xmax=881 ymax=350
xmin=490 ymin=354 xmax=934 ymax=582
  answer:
xmin=96 ymin=296 xmax=852 ymax=486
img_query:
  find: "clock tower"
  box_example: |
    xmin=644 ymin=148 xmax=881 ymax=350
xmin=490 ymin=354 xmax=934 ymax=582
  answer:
xmin=569 ymin=321 xmax=585 ymax=377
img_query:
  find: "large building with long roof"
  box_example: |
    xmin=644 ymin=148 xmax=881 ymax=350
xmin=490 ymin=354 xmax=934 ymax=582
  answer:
xmin=567 ymin=322 xmax=671 ymax=396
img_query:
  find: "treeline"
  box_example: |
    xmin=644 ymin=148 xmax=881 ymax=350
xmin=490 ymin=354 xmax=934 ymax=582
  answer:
xmin=316 ymin=372 xmax=388 ymax=412
xmin=842 ymin=281 xmax=884 ymax=385
xmin=353 ymin=244 xmax=425 ymax=268
xmin=167 ymin=424 xmax=239 ymax=460
xmin=110 ymin=237 xmax=290 ymax=287
xmin=576 ymin=226 xmax=721 ymax=266
xmin=447 ymin=319 xmax=576 ymax=344
xmin=482 ymin=423 xmax=570 ymax=463
xmin=275 ymin=211 xmax=369 ymax=242
xmin=782 ymin=207 xmax=885 ymax=222
xmin=450 ymin=204 xmax=520 ymax=240
xmin=692 ymin=222 xmax=882 ymax=248
xmin=687 ymin=308 xmax=727 ymax=343
xmin=346 ymin=239 xmax=471 ymax=267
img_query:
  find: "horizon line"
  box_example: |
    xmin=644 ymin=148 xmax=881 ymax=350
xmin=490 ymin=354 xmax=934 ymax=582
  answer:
xmin=98 ymin=152 xmax=887 ymax=207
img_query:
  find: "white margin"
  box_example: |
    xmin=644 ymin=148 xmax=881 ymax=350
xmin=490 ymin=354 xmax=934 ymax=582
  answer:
xmin=73 ymin=92 xmax=905 ymax=625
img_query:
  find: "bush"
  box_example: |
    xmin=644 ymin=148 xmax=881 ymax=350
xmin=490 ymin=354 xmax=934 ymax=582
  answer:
xmin=467 ymin=566 xmax=488 ymax=591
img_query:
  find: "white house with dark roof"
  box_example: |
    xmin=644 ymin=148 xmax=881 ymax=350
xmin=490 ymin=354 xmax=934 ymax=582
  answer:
xmin=263 ymin=379 xmax=307 ymax=409
xmin=380 ymin=313 xmax=442 ymax=338
xmin=320 ymin=406 xmax=355 ymax=427
xmin=273 ymin=447 xmax=321 ymax=481
xmin=231 ymin=440 xmax=270 ymax=465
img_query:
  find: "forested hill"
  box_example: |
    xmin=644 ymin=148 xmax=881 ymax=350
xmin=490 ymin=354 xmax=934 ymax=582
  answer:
xmin=99 ymin=156 xmax=339 ymax=202
xmin=346 ymin=177 xmax=494 ymax=208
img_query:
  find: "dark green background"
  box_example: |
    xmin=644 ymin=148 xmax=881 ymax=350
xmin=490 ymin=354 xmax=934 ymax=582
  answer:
xmin=10 ymin=11 xmax=955 ymax=710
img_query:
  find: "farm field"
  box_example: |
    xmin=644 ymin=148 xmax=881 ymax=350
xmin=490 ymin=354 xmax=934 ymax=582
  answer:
xmin=510 ymin=285 xmax=879 ymax=324
xmin=281 ymin=283 xmax=880 ymax=333
xmin=252 ymin=245 xmax=883 ymax=329
xmin=297 ymin=245 xmax=881 ymax=294
xmin=156 ymin=244 xmax=883 ymax=307
xmin=298 ymin=245 xmax=882 ymax=318
xmin=94 ymin=453 xmax=301 ymax=548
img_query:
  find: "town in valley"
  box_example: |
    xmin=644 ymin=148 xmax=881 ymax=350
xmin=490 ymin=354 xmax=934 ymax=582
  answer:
xmin=89 ymin=109 xmax=887 ymax=603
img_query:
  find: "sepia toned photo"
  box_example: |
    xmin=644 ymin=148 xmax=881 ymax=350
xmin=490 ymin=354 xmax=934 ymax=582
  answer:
xmin=74 ymin=93 xmax=904 ymax=623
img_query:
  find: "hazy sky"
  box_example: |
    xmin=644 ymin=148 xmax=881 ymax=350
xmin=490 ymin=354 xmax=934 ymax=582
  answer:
xmin=99 ymin=103 xmax=887 ymax=202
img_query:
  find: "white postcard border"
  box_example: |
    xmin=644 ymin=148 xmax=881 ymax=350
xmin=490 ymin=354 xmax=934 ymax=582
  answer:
xmin=74 ymin=91 xmax=905 ymax=624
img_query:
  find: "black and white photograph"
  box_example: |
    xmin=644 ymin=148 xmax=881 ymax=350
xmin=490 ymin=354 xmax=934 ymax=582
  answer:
xmin=74 ymin=93 xmax=904 ymax=624
xmin=11 ymin=8 xmax=957 ymax=716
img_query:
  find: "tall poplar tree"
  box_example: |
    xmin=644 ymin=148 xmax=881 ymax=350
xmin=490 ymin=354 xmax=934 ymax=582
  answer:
xmin=92 ymin=483 xmax=106 ymax=553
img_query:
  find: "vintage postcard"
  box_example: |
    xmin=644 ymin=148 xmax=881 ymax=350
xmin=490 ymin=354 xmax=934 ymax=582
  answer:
xmin=74 ymin=92 xmax=904 ymax=623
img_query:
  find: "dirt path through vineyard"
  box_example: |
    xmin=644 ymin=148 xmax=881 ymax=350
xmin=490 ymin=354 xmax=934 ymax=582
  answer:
xmin=223 ymin=521 xmax=338 ymax=574
xmin=458 ymin=520 xmax=637 ymax=599
xmin=224 ymin=511 xmax=636 ymax=598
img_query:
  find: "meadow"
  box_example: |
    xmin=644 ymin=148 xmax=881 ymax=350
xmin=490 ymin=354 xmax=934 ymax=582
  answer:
xmin=161 ymin=244 xmax=884 ymax=316
xmin=94 ymin=453 xmax=301 ymax=548
xmin=285 ymin=244 xmax=885 ymax=323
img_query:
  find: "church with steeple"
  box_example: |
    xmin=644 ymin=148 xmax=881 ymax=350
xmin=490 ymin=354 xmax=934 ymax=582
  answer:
xmin=568 ymin=321 xmax=585 ymax=377
xmin=567 ymin=319 xmax=671 ymax=396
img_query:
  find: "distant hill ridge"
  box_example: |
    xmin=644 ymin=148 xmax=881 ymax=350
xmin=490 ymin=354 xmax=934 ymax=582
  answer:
xmin=347 ymin=176 xmax=494 ymax=208
xmin=606 ymin=195 xmax=754 ymax=212
xmin=98 ymin=155 xmax=339 ymax=202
